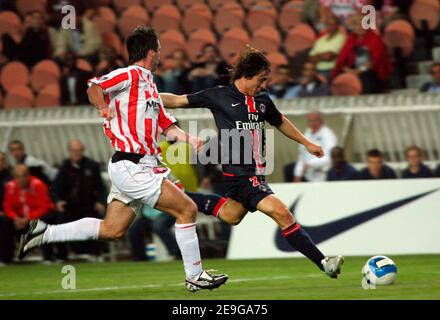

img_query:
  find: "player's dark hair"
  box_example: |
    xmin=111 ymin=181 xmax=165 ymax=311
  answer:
xmin=367 ymin=149 xmax=383 ymax=158
xmin=126 ymin=27 xmax=159 ymax=64
xmin=230 ymin=46 xmax=270 ymax=82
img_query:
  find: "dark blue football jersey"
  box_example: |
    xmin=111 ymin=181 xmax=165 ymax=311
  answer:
xmin=187 ymin=84 xmax=284 ymax=176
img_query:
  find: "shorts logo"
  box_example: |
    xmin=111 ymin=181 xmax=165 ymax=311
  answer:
xmin=259 ymin=184 xmax=268 ymax=192
xmin=249 ymin=176 xmax=260 ymax=187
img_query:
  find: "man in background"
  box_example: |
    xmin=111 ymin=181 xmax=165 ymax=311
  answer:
xmin=401 ymin=145 xmax=433 ymax=179
xmin=293 ymin=112 xmax=337 ymax=182
xmin=420 ymin=62 xmax=440 ymax=93
xmin=267 ymin=64 xmax=300 ymax=100
xmin=8 ymin=140 xmax=56 ymax=186
xmin=2 ymin=165 xmax=57 ymax=263
xmin=326 ymin=146 xmax=358 ymax=181
xmin=52 ymin=140 xmax=107 ymax=261
xmin=359 ymin=149 xmax=397 ymax=180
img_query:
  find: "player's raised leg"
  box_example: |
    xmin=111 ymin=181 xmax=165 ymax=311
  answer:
xmin=155 ymin=180 xmax=228 ymax=291
xmin=16 ymin=200 xmax=135 ymax=258
xmin=257 ymin=194 xmax=344 ymax=278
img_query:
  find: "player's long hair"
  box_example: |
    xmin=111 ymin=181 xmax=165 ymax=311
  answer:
xmin=229 ymin=45 xmax=271 ymax=82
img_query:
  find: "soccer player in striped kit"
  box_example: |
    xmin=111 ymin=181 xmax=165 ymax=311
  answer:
xmin=161 ymin=46 xmax=344 ymax=279
xmin=16 ymin=27 xmax=227 ymax=292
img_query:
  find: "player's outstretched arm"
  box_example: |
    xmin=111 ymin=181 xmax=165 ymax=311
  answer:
xmin=162 ymin=124 xmax=203 ymax=152
xmin=87 ymin=84 xmax=113 ymax=119
xmin=160 ymin=93 xmax=190 ymax=109
xmin=277 ymin=117 xmax=324 ymax=158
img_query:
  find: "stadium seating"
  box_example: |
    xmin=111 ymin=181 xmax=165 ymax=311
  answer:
xmin=15 ymin=0 xmax=46 ymax=17
xmin=279 ymin=1 xmax=304 ymax=33
xmin=383 ymin=20 xmax=415 ymax=57
xmin=186 ymin=29 xmax=217 ymax=62
xmin=151 ymin=4 xmax=181 ymax=34
xmin=246 ymin=1 xmax=277 ymax=31
xmin=284 ymin=24 xmax=317 ymax=57
xmin=143 ymin=0 xmax=172 ymax=13
xmin=214 ymin=2 xmax=245 ymax=34
xmin=409 ymin=0 xmax=440 ymax=31
xmin=35 ymin=83 xmax=60 ymax=108
xmin=92 ymin=6 xmax=117 ymax=34
xmin=1 ymin=61 xmax=30 ymax=93
xmin=30 ymin=60 xmax=61 ymax=92
xmin=1 ymin=0 xmax=440 ymax=112
xmin=331 ymin=73 xmax=362 ymax=96
xmin=3 ymin=86 xmax=34 ymax=109
xmin=0 ymin=11 xmax=21 ymax=38
xmin=182 ymin=3 xmax=213 ymax=35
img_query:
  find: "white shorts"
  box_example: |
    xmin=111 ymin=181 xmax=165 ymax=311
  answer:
xmin=107 ymin=158 xmax=170 ymax=215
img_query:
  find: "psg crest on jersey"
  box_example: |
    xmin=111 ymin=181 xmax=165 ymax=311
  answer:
xmin=259 ymin=104 xmax=266 ymax=113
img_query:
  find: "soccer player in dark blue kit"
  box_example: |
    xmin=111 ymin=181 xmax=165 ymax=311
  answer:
xmin=161 ymin=47 xmax=344 ymax=278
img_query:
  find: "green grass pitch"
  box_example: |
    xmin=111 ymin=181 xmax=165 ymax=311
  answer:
xmin=0 ymin=255 xmax=439 ymax=300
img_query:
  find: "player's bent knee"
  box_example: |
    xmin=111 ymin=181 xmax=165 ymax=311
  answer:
xmin=228 ymin=217 xmax=243 ymax=226
xmin=176 ymin=200 xmax=197 ymax=221
xmin=100 ymin=223 xmax=126 ymax=241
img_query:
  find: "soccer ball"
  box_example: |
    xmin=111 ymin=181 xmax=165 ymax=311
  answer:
xmin=362 ymin=255 xmax=397 ymax=286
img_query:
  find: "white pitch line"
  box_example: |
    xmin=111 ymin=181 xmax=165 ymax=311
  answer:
xmin=0 ymin=274 xmax=321 ymax=298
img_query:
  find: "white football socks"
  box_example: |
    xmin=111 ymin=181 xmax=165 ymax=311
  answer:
xmin=175 ymin=222 xmax=203 ymax=280
xmin=42 ymin=218 xmax=102 ymax=243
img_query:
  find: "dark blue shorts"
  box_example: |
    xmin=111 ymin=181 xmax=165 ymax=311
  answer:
xmin=222 ymin=175 xmax=273 ymax=212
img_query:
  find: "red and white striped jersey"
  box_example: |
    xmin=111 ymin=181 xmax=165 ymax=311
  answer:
xmin=88 ymin=65 xmax=176 ymax=158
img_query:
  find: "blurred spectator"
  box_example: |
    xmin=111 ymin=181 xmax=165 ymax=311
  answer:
xmin=0 ymin=152 xmax=11 ymax=206
xmin=401 ymin=145 xmax=433 ymax=179
xmin=435 ymin=164 xmax=440 ymax=178
xmin=0 ymin=152 xmax=12 ymax=265
xmin=9 ymin=140 xmax=56 ymax=186
xmin=320 ymin=0 xmax=366 ymax=25
xmin=293 ymin=112 xmax=337 ymax=182
xmin=159 ymin=136 xmax=199 ymax=193
xmin=2 ymin=165 xmax=59 ymax=263
xmin=359 ymin=149 xmax=397 ymax=179
xmin=302 ymin=0 xmax=321 ymax=27
xmin=188 ymin=44 xmax=229 ymax=92
xmin=52 ymin=140 xmax=107 ymax=260
xmin=96 ymin=46 xmax=125 ymax=76
xmin=2 ymin=10 xmax=52 ymax=68
xmin=46 ymin=0 xmax=94 ymax=29
xmin=268 ymin=64 xmax=300 ymax=100
xmin=332 ymin=14 xmax=392 ymax=94
xmin=309 ymin=13 xmax=346 ymax=79
xmin=420 ymin=63 xmax=440 ymax=93
xmin=297 ymin=61 xmax=331 ymax=97
xmin=128 ymin=205 xmax=179 ymax=261
xmin=327 ymin=146 xmax=359 ymax=181
xmin=60 ymin=51 xmax=93 ymax=105
xmin=53 ymin=11 xmax=101 ymax=63
xmin=161 ymin=49 xmax=191 ymax=95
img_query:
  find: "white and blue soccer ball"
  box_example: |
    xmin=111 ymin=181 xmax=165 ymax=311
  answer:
xmin=362 ymin=255 xmax=397 ymax=286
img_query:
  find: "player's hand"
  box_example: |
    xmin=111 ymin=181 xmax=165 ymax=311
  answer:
xmin=306 ymin=142 xmax=324 ymax=158
xmin=99 ymin=107 xmax=114 ymax=120
xmin=188 ymin=135 xmax=204 ymax=153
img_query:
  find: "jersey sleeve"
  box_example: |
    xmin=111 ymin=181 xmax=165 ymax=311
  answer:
xmin=186 ymin=87 xmax=219 ymax=109
xmin=158 ymin=103 xmax=177 ymax=132
xmin=87 ymin=69 xmax=131 ymax=94
xmin=265 ymin=97 xmax=284 ymax=127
